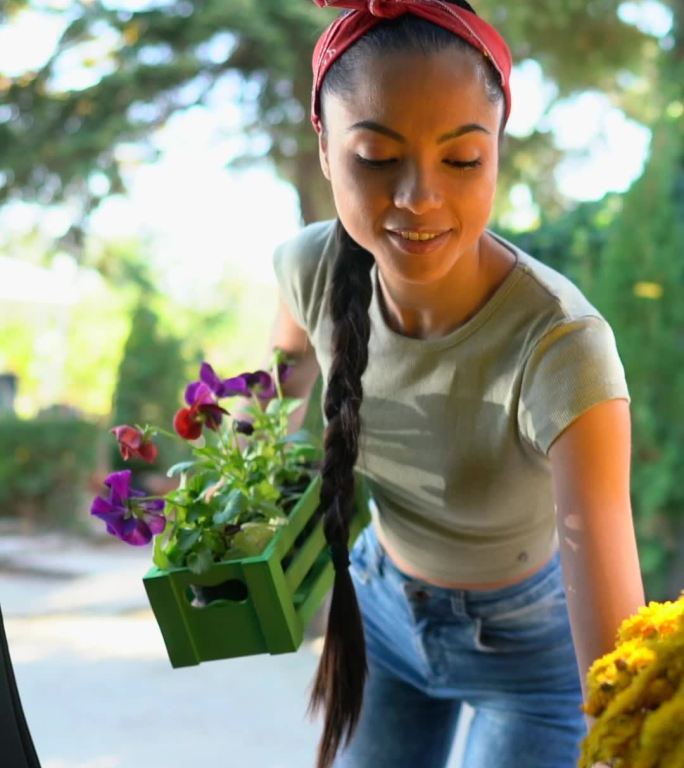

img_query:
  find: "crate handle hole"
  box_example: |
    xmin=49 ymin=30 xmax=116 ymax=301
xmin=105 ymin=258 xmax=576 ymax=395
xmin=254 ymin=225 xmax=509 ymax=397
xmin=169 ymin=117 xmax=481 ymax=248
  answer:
xmin=187 ymin=579 xmax=249 ymax=607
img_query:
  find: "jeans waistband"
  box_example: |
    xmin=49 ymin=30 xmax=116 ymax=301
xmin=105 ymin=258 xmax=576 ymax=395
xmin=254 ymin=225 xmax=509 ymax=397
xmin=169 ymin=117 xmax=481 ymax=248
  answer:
xmin=364 ymin=522 xmax=561 ymax=604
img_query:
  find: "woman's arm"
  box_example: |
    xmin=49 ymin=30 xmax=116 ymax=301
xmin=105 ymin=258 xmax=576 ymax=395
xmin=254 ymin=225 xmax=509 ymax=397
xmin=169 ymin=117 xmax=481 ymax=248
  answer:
xmin=548 ymin=398 xmax=645 ymax=698
xmin=267 ymin=294 xmax=321 ymax=432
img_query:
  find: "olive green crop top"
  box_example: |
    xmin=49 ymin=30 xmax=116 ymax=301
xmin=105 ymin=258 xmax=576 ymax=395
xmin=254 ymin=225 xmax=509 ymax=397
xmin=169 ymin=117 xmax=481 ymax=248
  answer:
xmin=273 ymin=220 xmax=630 ymax=583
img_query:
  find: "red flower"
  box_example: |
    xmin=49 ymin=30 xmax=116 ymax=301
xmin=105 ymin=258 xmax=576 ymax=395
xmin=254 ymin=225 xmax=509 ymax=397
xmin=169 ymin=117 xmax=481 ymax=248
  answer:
xmin=173 ymin=407 xmax=202 ymax=440
xmin=111 ymin=425 xmax=158 ymax=463
xmin=173 ymin=382 xmax=228 ymax=440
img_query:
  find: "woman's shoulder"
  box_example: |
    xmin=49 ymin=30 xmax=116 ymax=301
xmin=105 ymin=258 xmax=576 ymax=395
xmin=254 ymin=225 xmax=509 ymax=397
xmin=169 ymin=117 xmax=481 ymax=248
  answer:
xmin=272 ymin=219 xmax=338 ymax=332
xmin=274 ymin=219 xmax=337 ymax=268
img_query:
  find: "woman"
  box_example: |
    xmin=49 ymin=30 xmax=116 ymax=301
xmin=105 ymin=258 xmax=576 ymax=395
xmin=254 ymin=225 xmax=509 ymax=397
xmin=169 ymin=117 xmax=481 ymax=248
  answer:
xmin=269 ymin=2 xmax=645 ymax=766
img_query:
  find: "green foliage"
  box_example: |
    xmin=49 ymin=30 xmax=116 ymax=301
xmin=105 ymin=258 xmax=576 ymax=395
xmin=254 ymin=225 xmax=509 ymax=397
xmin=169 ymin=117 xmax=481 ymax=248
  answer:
xmin=0 ymin=1 xmax=28 ymax=23
xmin=0 ymin=0 xmax=660 ymax=226
xmin=62 ymin=280 xmax=132 ymax=416
xmin=496 ymin=193 xmax=623 ymax=278
xmin=584 ymin=118 xmax=684 ymax=599
xmin=110 ymin=299 xmax=189 ymax=478
xmin=481 ymin=0 xmax=650 ymax=99
xmin=0 ymin=316 xmax=42 ymax=410
xmin=143 ymin=358 xmax=321 ymax=574
xmin=0 ymin=414 xmax=99 ymax=529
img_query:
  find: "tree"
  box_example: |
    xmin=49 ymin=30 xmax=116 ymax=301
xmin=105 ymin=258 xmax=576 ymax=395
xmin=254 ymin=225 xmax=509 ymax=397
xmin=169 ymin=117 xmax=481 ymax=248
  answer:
xmin=586 ymin=118 xmax=683 ymax=600
xmin=110 ymin=297 xmax=189 ymax=479
xmin=0 ymin=0 xmax=657 ymax=232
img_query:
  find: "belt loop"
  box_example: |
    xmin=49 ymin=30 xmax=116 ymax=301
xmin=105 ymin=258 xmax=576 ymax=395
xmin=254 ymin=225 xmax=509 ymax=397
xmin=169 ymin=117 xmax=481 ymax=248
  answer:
xmin=374 ymin=534 xmax=386 ymax=577
xmin=450 ymin=591 xmax=466 ymax=617
xmin=366 ymin=495 xmax=386 ymax=577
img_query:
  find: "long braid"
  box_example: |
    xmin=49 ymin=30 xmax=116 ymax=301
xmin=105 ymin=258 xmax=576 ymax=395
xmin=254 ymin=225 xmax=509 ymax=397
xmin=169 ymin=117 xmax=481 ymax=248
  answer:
xmin=307 ymin=220 xmax=374 ymax=768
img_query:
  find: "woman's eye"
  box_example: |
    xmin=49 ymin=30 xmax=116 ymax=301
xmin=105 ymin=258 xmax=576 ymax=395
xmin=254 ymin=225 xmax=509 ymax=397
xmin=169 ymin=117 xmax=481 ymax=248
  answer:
xmin=355 ymin=155 xmax=396 ymax=168
xmin=444 ymin=158 xmax=482 ymax=169
xmin=354 ymin=155 xmax=481 ymax=170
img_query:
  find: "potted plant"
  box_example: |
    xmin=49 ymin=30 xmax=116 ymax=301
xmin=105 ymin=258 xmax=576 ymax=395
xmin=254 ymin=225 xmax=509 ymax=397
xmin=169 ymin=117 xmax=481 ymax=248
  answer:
xmin=90 ymin=351 xmax=370 ymax=667
xmin=579 ymin=591 xmax=684 ymax=767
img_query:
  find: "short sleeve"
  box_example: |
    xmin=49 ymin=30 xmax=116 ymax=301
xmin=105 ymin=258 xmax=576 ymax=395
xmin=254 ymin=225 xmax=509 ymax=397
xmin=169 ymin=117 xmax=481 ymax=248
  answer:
xmin=271 ymin=220 xmax=336 ymax=334
xmin=518 ymin=316 xmax=630 ymax=455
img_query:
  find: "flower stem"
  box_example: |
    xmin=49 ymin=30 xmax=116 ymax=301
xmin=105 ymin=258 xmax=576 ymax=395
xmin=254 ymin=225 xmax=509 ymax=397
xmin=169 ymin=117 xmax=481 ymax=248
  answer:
xmin=274 ymin=361 xmax=284 ymax=401
xmin=151 ymin=426 xmax=181 ymax=441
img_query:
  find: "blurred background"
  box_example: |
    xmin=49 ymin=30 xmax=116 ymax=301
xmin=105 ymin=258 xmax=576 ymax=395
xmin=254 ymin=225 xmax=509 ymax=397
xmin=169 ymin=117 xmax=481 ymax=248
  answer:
xmin=0 ymin=0 xmax=683 ymax=765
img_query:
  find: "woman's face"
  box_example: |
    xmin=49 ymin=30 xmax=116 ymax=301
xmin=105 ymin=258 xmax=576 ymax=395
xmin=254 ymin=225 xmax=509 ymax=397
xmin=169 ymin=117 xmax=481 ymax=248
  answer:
xmin=319 ymin=47 xmax=503 ymax=287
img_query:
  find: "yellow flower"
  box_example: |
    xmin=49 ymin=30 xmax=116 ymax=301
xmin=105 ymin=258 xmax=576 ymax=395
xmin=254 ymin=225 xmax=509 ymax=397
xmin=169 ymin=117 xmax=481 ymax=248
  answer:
xmin=122 ymin=23 xmax=141 ymax=45
xmin=633 ymin=282 xmax=664 ymax=300
xmin=578 ymin=592 xmax=684 ymax=768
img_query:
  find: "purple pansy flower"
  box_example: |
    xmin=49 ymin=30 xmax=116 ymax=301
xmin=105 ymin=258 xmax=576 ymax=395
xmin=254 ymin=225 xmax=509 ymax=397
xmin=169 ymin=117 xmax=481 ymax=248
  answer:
xmin=234 ymin=419 xmax=255 ymax=436
xmin=90 ymin=470 xmax=166 ymax=546
xmin=199 ymin=362 xmax=225 ymax=395
xmin=221 ymin=370 xmax=272 ymax=398
xmin=198 ymin=362 xmax=291 ymax=401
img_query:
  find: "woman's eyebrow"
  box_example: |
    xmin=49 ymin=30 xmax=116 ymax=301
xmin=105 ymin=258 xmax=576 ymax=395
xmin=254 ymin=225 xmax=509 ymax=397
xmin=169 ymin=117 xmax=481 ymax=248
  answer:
xmin=348 ymin=120 xmax=490 ymax=142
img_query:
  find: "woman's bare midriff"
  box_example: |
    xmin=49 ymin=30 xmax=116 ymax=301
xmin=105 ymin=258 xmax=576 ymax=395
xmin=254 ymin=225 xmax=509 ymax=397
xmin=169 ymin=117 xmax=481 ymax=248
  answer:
xmin=374 ymin=525 xmax=556 ymax=590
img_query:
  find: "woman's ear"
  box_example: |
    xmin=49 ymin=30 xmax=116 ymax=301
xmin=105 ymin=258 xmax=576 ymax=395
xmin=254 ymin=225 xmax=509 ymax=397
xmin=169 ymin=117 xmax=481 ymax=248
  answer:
xmin=318 ymin=131 xmax=331 ymax=181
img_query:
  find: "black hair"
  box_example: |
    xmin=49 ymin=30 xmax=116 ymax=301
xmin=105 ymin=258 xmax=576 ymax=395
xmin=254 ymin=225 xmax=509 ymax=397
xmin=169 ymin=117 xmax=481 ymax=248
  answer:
xmin=308 ymin=4 xmax=504 ymax=767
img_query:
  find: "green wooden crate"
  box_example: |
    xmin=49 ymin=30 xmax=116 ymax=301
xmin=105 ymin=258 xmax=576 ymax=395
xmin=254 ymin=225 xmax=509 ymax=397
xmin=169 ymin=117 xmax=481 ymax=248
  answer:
xmin=143 ymin=474 xmax=371 ymax=667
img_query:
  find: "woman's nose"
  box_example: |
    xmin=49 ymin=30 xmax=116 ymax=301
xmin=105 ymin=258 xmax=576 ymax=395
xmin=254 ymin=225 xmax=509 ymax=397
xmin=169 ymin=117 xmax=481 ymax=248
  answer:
xmin=392 ymin=163 xmax=443 ymax=214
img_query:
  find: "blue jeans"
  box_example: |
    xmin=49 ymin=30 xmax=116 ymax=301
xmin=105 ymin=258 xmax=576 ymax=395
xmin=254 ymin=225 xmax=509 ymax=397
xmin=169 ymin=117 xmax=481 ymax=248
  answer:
xmin=334 ymin=524 xmax=586 ymax=768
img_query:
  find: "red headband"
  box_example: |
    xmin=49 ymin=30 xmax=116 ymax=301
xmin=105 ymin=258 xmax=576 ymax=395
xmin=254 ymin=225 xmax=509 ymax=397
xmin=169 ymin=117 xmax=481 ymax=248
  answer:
xmin=310 ymin=0 xmax=512 ymax=132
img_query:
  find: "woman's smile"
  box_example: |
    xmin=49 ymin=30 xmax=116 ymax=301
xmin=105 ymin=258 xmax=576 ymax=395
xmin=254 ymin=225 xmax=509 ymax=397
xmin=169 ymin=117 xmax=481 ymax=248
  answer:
xmin=385 ymin=227 xmax=452 ymax=256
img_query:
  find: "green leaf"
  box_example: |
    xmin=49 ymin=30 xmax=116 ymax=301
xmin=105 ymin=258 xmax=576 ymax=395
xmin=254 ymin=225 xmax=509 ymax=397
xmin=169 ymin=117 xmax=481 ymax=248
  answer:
xmin=177 ymin=527 xmax=201 ymax=553
xmin=242 ymin=403 xmax=263 ymax=420
xmin=187 ymin=546 xmax=215 ymax=575
xmin=288 ymin=444 xmax=320 ymax=463
xmin=212 ymin=508 xmax=231 ymax=526
xmin=164 ymin=501 xmax=187 ymax=525
xmin=251 ymin=500 xmax=287 ymax=520
xmin=203 ymin=528 xmax=228 ymax=557
xmin=279 ymin=398 xmax=304 ymax=416
xmin=193 ymin=446 xmax=224 ymax=462
xmin=163 ymin=543 xmax=183 ymax=568
xmin=186 ymin=500 xmax=210 ymax=524
xmin=152 ymin=531 xmax=171 ymax=570
xmin=253 ymin=478 xmax=280 ymax=502
xmin=164 ymin=489 xmax=189 ymax=505
xmin=166 ymin=460 xmax=196 ymax=478
xmin=231 ymin=523 xmax=277 ymax=556
xmin=276 ymin=428 xmax=315 ymax=446
xmin=186 ymin=471 xmax=216 ymax=495
xmin=212 ymin=488 xmax=247 ymax=525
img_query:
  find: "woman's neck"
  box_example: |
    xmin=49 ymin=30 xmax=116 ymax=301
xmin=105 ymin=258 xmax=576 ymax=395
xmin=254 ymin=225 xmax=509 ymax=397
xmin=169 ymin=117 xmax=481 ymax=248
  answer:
xmin=376 ymin=233 xmax=516 ymax=340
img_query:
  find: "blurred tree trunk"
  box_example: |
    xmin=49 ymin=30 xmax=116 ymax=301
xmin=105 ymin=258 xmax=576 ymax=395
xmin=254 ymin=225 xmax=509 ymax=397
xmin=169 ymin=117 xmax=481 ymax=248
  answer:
xmin=293 ymin=148 xmax=334 ymax=225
